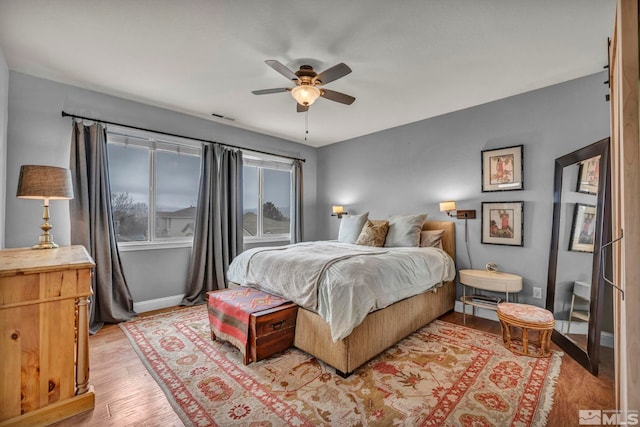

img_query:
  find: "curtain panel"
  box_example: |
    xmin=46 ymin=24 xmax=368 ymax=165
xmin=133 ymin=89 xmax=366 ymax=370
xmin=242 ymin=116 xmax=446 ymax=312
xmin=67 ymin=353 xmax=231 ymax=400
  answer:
xmin=183 ymin=144 xmax=243 ymax=304
xmin=291 ymin=159 xmax=304 ymax=243
xmin=69 ymin=122 xmax=136 ymax=333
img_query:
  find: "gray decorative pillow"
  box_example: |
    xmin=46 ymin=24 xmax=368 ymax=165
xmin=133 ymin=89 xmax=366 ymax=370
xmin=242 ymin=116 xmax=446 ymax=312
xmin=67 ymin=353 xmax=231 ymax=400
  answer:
xmin=338 ymin=212 xmax=369 ymax=243
xmin=355 ymin=220 xmax=389 ymax=247
xmin=420 ymin=229 xmax=445 ymax=249
xmin=384 ymin=214 xmax=427 ymax=247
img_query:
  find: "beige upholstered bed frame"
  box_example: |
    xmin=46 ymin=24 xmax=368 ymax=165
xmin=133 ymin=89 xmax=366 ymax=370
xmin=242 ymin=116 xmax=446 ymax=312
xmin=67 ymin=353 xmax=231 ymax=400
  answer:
xmin=293 ymin=220 xmax=456 ymax=376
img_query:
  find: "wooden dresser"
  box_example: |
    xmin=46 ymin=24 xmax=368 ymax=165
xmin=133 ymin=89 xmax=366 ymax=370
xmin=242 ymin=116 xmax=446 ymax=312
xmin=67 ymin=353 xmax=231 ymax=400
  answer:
xmin=0 ymin=245 xmax=95 ymax=426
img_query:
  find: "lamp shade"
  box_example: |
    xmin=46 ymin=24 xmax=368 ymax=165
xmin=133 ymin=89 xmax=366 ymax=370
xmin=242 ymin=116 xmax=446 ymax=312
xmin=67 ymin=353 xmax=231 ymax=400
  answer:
xmin=291 ymin=85 xmax=321 ymax=106
xmin=17 ymin=165 xmax=74 ymax=200
xmin=332 ymin=205 xmax=345 ymax=214
xmin=439 ymin=201 xmax=456 ymax=213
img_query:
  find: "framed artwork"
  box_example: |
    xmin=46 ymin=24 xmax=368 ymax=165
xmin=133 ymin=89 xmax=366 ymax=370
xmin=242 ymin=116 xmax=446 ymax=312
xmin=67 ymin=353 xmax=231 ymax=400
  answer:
xmin=481 ymin=201 xmax=524 ymax=246
xmin=481 ymin=145 xmax=523 ymax=192
xmin=576 ymin=155 xmax=600 ymax=195
xmin=569 ymin=203 xmax=597 ymax=253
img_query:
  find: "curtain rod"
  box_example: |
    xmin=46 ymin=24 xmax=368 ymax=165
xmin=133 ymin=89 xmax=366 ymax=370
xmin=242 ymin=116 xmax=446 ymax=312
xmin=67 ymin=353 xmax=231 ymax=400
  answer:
xmin=61 ymin=111 xmax=306 ymax=163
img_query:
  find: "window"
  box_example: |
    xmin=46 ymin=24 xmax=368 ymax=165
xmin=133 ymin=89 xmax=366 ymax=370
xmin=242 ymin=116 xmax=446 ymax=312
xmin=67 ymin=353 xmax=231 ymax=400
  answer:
xmin=243 ymin=156 xmax=293 ymax=242
xmin=107 ymin=132 xmax=201 ymax=248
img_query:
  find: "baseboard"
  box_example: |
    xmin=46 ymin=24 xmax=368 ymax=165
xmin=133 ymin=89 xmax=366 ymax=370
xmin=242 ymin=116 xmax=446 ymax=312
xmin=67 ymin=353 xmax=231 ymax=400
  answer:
xmin=455 ymin=301 xmax=614 ymax=348
xmin=454 ymin=300 xmax=498 ymax=322
xmin=134 ymin=294 xmax=185 ymax=313
xmin=601 ymin=332 xmax=614 ymax=348
xmin=554 ymin=319 xmax=588 ymax=335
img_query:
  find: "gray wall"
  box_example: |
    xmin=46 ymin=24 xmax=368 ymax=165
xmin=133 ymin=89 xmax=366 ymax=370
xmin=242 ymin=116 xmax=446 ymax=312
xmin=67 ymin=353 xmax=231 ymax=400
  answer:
xmin=0 ymin=50 xmax=8 ymax=249
xmin=5 ymin=72 xmax=318 ymax=305
xmin=4 ymin=69 xmax=610 ymax=310
xmin=317 ymin=72 xmax=611 ymax=305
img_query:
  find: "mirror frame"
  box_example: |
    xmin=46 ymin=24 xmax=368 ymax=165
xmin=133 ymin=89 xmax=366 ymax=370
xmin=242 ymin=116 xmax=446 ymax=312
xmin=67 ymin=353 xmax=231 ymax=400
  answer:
xmin=546 ymin=137 xmax=610 ymax=375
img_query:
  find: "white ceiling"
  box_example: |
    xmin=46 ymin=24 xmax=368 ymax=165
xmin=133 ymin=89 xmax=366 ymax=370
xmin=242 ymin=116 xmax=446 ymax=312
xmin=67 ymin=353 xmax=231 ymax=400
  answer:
xmin=0 ymin=1 xmax=616 ymax=147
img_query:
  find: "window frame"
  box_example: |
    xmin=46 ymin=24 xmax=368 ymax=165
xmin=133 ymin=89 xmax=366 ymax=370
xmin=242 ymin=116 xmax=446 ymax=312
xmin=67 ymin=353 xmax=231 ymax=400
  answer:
xmin=242 ymin=154 xmax=294 ymax=244
xmin=106 ymin=130 xmax=201 ymax=251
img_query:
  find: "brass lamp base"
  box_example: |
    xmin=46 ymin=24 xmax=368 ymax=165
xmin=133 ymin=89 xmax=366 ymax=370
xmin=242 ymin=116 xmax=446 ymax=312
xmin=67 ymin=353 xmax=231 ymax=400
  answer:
xmin=33 ymin=231 xmax=59 ymax=249
xmin=33 ymin=241 xmax=59 ymax=250
xmin=32 ymin=206 xmax=59 ymax=249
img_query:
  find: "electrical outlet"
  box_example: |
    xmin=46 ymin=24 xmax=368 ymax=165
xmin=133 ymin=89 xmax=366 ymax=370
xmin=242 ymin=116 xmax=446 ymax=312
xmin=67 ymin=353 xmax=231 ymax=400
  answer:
xmin=533 ymin=287 xmax=542 ymax=299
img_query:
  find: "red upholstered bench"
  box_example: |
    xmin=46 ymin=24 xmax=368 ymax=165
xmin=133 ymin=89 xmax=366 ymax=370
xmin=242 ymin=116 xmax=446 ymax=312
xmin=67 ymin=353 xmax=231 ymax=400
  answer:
xmin=497 ymin=302 xmax=555 ymax=358
xmin=207 ymin=288 xmax=298 ymax=365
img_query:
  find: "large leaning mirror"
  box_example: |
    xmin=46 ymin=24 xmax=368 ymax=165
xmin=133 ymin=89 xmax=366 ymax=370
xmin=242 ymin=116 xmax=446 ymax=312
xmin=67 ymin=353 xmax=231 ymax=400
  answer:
xmin=546 ymin=137 xmax=612 ymax=375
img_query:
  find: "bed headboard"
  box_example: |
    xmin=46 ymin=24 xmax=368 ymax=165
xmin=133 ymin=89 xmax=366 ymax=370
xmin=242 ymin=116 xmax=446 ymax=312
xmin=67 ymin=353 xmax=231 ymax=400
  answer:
xmin=370 ymin=219 xmax=456 ymax=262
xmin=423 ymin=221 xmax=456 ymax=262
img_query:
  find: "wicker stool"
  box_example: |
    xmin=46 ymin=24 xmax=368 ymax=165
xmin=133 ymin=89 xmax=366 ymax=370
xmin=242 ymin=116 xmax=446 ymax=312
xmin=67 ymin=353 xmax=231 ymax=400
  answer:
xmin=497 ymin=303 xmax=555 ymax=357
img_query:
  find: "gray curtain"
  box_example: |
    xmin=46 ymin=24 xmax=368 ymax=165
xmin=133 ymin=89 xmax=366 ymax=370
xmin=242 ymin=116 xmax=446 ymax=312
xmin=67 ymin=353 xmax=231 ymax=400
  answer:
xmin=182 ymin=144 xmax=243 ymax=304
xmin=291 ymin=159 xmax=304 ymax=243
xmin=69 ymin=122 xmax=136 ymax=334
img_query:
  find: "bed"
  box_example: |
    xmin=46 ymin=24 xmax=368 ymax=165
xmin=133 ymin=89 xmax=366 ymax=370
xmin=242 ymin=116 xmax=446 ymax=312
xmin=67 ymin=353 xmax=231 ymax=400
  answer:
xmin=228 ymin=220 xmax=456 ymax=376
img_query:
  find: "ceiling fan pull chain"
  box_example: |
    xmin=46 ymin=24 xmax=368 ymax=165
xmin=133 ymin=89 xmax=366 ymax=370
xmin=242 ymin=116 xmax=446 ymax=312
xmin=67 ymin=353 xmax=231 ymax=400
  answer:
xmin=305 ymin=110 xmax=309 ymax=141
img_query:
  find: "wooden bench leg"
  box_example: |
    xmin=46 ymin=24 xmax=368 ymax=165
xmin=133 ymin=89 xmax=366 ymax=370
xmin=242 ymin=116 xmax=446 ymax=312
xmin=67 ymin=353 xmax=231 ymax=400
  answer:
xmin=540 ymin=328 xmax=552 ymax=357
xmin=500 ymin=319 xmax=512 ymax=350
xmin=522 ymin=327 xmax=529 ymax=355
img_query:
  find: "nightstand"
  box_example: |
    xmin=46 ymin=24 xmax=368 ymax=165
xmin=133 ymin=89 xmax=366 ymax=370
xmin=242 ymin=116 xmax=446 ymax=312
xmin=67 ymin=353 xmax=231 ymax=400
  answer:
xmin=459 ymin=269 xmax=523 ymax=321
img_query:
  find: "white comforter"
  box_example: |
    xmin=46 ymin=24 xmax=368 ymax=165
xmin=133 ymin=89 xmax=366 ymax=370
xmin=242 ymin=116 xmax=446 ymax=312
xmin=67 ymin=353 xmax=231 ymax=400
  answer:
xmin=226 ymin=241 xmax=456 ymax=341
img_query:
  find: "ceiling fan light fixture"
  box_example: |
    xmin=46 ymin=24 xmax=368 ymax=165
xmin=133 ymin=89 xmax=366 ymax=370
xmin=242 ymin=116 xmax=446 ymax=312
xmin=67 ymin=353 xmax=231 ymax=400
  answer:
xmin=291 ymin=85 xmax=321 ymax=106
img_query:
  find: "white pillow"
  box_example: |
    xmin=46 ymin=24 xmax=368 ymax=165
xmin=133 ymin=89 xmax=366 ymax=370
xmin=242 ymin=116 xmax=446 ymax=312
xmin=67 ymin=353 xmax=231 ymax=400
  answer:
xmin=338 ymin=212 xmax=369 ymax=244
xmin=420 ymin=229 xmax=444 ymax=249
xmin=384 ymin=214 xmax=427 ymax=247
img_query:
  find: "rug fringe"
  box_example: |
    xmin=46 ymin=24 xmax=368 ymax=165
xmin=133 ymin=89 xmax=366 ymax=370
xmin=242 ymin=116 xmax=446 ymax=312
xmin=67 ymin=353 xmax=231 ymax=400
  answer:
xmin=533 ymin=351 xmax=564 ymax=426
xmin=118 ymin=322 xmax=195 ymax=427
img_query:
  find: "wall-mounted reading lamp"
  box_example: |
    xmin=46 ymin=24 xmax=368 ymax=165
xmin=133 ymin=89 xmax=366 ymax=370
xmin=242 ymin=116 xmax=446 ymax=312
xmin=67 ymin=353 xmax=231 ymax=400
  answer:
xmin=440 ymin=200 xmax=476 ymax=268
xmin=331 ymin=205 xmax=348 ymax=219
xmin=439 ymin=200 xmax=476 ymax=223
xmin=439 ymin=201 xmax=457 ymax=217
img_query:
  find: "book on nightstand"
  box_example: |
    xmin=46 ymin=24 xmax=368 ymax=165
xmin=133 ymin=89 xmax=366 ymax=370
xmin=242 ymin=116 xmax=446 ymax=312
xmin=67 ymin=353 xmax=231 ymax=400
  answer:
xmin=470 ymin=294 xmax=503 ymax=305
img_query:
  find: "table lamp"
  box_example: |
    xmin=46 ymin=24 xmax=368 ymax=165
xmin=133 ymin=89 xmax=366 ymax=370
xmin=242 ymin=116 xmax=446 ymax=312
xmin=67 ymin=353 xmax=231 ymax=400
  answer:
xmin=16 ymin=165 xmax=74 ymax=249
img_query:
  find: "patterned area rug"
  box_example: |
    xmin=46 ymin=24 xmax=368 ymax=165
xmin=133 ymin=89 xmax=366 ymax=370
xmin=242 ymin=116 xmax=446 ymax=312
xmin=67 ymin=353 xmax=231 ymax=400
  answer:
xmin=120 ymin=305 xmax=562 ymax=426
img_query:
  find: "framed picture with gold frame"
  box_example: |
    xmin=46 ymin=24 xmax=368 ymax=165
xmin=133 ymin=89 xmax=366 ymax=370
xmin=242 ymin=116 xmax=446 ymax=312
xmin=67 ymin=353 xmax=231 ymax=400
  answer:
xmin=481 ymin=145 xmax=523 ymax=192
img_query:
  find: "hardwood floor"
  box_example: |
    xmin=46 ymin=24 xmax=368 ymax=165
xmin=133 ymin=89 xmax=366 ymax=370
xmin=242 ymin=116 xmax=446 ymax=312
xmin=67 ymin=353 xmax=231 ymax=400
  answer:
xmin=50 ymin=307 xmax=188 ymax=427
xmin=52 ymin=309 xmax=615 ymax=427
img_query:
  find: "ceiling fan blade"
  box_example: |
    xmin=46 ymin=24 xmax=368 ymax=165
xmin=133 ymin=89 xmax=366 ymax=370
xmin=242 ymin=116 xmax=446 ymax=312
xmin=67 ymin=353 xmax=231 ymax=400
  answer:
xmin=252 ymin=88 xmax=291 ymax=95
xmin=297 ymin=103 xmax=309 ymax=113
xmin=265 ymin=60 xmax=299 ymax=81
xmin=315 ymin=63 xmax=352 ymax=85
xmin=320 ymin=89 xmax=356 ymax=105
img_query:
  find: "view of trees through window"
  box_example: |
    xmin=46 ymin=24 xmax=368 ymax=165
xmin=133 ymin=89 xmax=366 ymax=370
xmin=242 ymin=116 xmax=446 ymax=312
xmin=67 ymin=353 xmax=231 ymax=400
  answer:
xmin=107 ymin=137 xmax=200 ymax=243
xmin=243 ymin=164 xmax=291 ymax=238
xmin=111 ymin=192 xmax=148 ymax=240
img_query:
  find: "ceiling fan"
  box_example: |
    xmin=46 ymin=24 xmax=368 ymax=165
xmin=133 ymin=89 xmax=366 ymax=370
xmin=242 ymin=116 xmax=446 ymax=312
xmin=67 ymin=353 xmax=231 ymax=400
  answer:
xmin=252 ymin=60 xmax=356 ymax=112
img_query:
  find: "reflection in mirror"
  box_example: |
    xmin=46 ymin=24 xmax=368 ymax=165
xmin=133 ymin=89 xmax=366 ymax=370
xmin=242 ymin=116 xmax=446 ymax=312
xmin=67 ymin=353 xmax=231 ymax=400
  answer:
xmin=546 ymin=138 xmax=611 ymax=375
xmin=553 ymin=158 xmax=599 ymax=353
